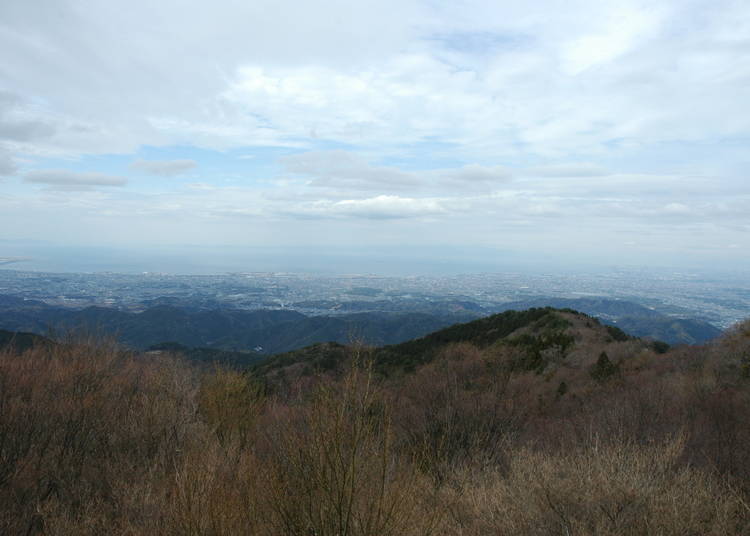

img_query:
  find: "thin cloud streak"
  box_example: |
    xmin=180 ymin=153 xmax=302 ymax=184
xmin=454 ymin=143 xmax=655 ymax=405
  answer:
xmin=130 ymin=159 xmax=197 ymax=176
xmin=24 ymin=170 xmax=127 ymax=187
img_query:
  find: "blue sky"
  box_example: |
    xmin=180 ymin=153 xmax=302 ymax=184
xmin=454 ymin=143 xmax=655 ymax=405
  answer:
xmin=0 ymin=0 xmax=749 ymax=272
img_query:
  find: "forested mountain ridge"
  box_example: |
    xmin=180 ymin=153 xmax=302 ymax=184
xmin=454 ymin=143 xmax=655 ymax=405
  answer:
xmin=0 ymin=294 xmax=722 ymax=358
xmin=496 ymin=297 xmax=722 ymax=344
xmin=254 ymin=307 xmax=663 ymax=382
xmin=0 ymin=298 xmax=475 ymax=353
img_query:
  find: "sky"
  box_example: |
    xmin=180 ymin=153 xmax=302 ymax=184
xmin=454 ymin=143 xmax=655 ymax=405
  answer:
xmin=0 ymin=0 xmax=749 ymax=273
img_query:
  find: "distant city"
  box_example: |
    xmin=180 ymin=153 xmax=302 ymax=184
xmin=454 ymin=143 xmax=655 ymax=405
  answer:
xmin=1 ymin=267 xmax=748 ymax=329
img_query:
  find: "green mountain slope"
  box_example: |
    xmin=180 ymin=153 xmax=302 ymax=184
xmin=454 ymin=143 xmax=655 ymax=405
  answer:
xmin=0 ymin=298 xmax=467 ymax=354
xmin=254 ymin=307 xmax=654 ymax=381
xmin=498 ymin=297 xmax=721 ymax=344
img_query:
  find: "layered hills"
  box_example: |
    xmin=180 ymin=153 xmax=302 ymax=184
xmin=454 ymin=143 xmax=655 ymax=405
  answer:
xmin=497 ymin=297 xmax=722 ymax=344
xmin=0 ymin=299 xmax=461 ymax=354
xmin=0 ymin=294 xmax=722 ymax=360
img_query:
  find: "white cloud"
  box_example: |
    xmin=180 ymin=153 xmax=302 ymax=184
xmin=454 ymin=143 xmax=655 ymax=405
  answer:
xmin=0 ymin=0 xmax=748 ymax=160
xmin=560 ymin=4 xmax=664 ymax=75
xmin=663 ymin=202 xmax=691 ymax=215
xmin=130 ymin=159 xmax=197 ymax=176
xmin=219 ymin=59 xmax=496 ymax=149
xmin=281 ymin=151 xmax=418 ymax=190
xmin=24 ymin=169 xmax=127 ymax=187
xmin=441 ymin=164 xmax=512 ymax=184
xmin=288 ymin=195 xmax=447 ymax=220
xmin=282 ymin=150 xmax=511 ymax=192
xmin=524 ymin=163 xmax=611 ymax=178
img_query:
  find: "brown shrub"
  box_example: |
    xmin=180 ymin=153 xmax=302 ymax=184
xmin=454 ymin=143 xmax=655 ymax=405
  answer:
xmin=443 ymin=433 xmax=750 ymax=536
xmin=199 ymin=367 xmax=265 ymax=449
xmin=391 ymin=344 xmax=525 ymax=484
xmin=163 ymin=440 xmax=263 ymax=536
xmin=1 ymin=330 xmax=749 ymax=535
xmin=261 ymin=361 xmax=438 ymax=536
xmin=0 ymin=338 xmax=197 ymax=534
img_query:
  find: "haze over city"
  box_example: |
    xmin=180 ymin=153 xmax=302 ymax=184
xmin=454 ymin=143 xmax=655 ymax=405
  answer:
xmin=1 ymin=0 xmax=748 ymax=273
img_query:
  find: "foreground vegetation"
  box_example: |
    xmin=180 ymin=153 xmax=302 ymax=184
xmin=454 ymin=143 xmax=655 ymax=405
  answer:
xmin=1 ymin=310 xmax=749 ymax=535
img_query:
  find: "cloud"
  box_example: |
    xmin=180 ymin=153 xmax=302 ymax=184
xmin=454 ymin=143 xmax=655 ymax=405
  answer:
xmin=0 ymin=90 xmax=21 ymax=107
xmin=0 ymin=119 xmax=55 ymax=142
xmin=0 ymin=147 xmax=16 ymax=176
xmin=331 ymin=195 xmax=446 ymax=219
xmin=662 ymin=202 xmax=691 ymax=215
xmin=213 ymin=1 xmax=749 ymax=158
xmin=281 ymin=151 xmax=511 ymax=192
xmin=220 ymin=59 xmax=498 ymax=149
xmin=1 ymin=1 xmax=748 ymax=162
xmin=288 ymin=195 xmax=447 ymax=220
xmin=281 ymin=151 xmax=418 ymax=190
xmin=0 ymin=1 xmax=749 ymax=267
xmin=24 ymin=170 xmax=127 ymax=187
xmin=0 ymin=91 xmax=56 ymax=174
xmin=130 ymin=159 xmax=197 ymax=176
xmin=560 ymin=4 xmax=664 ymax=74
xmin=0 ymin=89 xmax=56 ymax=144
xmin=441 ymin=164 xmax=512 ymax=184
xmin=0 ymin=257 xmax=29 ymax=266
xmin=524 ymin=163 xmax=611 ymax=178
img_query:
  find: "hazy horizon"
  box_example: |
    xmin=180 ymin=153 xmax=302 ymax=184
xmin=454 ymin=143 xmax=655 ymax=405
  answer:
xmin=1 ymin=241 xmax=747 ymax=278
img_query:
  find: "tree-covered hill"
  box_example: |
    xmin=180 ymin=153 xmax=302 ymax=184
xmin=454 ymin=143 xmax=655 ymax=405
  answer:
xmin=254 ymin=307 xmax=661 ymax=382
xmin=0 ymin=298 xmax=470 ymax=353
xmin=498 ymin=297 xmax=721 ymax=344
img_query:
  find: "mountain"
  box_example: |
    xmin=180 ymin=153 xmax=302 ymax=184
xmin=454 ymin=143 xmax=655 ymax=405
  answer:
xmin=0 ymin=294 xmax=722 ymax=356
xmin=497 ymin=297 xmax=721 ymax=344
xmin=612 ymin=316 xmax=722 ymax=345
xmin=255 ymin=307 xmax=661 ymax=381
xmin=145 ymin=341 xmax=266 ymax=369
xmin=0 ymin=297 xmax=466 ymax=354
xmin=292 ymin=298 xmax=486 ymax=317
xmin=232 ymin=311 xmax=460 ymax=354
xmin=499 ymin=297 xmax=662 ymax=319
